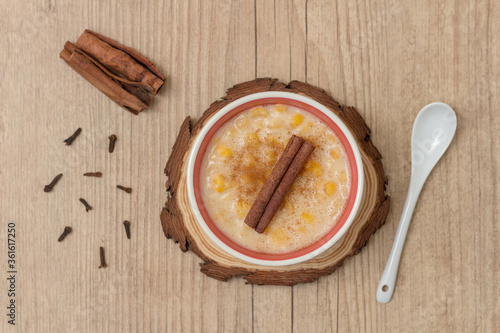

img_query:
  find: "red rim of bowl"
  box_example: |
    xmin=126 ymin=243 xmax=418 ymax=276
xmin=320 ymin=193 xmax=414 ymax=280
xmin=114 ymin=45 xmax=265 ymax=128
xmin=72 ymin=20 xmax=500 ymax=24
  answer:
xmin=193 ymin=97 xmax=359 ymax=261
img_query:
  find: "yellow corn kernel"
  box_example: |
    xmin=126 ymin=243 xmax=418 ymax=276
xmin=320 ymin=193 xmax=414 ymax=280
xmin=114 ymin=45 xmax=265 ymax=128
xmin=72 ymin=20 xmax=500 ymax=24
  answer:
xmin=245 ymin=132 xmax=260 ymax=148
xmin=242 ymin=154 xmax=256 ymax=167
xmin=234 ymin=115 xmax=248 ymax=129
xmin=326 ymin=134 xmax=338 ymax=144
xmin=338 ymin=171 xmax=347 ymax=183
xmin=250 ymin=106 xmax=269 ymax=118
xmin=324 ymin=182 xmax=336 ymax=196
xmin=212 ymin=136 xmax=221 ymax=145
xmin=285 ymin=200 xmax=295 ymax=212
xmin=269 ymin=228 xmax=289 ymax=244
xmin=216 ymin=146 xmax=233 ymax=158
xmin=265 ymin=135 xmax=279 ymax=146
xmin=330 ymin=149 xmax=340 ymax=159
xmin=304 ymin=160 xmax=323 ymax=177
xmin=291 ymin=114 xmax=304 ymax=126
xmin=298 ymin=121 xmax=314 ymax=136
xmin=268 ymin=119 xmax=283 ymax=129
xmin=212 ymin=174 xmax=225 ymax=193
xmin=272 ymin=104 xmax=288 ymax=113
xmin=253 ymin=119 xmax=265 ymax=129
xmin=224 ymin=127 xmax=237 ymax=137
xmin=235 ymin=200 xmax=252 ymax=219
xmin=301 ymin=212 xmax=314 ymax=224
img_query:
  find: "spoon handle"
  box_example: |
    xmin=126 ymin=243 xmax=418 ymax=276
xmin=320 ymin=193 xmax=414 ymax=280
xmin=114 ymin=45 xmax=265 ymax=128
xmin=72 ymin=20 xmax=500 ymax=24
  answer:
xmin=376 ymin=179 xmax=423 ymax=303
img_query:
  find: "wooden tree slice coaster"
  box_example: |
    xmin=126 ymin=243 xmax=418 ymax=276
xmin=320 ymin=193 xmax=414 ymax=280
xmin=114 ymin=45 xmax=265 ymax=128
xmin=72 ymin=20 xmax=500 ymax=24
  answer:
xmin=160 ymin=78 xmax=390 ymax=285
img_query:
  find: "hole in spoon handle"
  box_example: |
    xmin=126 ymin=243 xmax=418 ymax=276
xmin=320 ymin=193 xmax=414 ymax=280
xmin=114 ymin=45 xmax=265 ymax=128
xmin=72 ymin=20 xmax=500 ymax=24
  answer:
xmin=377 ymin=268 xmax=396 ymax=303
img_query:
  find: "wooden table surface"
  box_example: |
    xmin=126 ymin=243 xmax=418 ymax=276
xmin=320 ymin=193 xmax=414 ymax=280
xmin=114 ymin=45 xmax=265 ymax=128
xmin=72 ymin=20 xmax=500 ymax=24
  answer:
xmin=1 ymin=0 xmax=498 ymax=332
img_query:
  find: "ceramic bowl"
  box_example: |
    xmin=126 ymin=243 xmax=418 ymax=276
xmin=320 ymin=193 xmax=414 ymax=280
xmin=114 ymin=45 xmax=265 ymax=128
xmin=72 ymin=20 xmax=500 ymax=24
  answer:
xmin=186 ymin=92 xmax=364 ymax=266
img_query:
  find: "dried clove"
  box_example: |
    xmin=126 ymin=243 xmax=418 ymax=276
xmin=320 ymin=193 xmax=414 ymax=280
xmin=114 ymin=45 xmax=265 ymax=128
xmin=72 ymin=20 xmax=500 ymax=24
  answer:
xmin=98 ymin=247 xmax=107 ymax=268
xmin=64 ymin=128 xmax=82 ymax=146
xmin=117 ymin=185 xmax=132 ymax=193
xmin=79 ymin=198 xmax=92 ymax=212
xmin=58 ymin=226 xmax=72 ymax=242
xmin=44 ymin=174 xmax=63 ymax=192
xmin=123 ymin=221 xmax=131 ymax=239
xmin=83 ymin=172 xmax=102 ymax=177
xmin=108 ymin=134 xmax=117 ymax=153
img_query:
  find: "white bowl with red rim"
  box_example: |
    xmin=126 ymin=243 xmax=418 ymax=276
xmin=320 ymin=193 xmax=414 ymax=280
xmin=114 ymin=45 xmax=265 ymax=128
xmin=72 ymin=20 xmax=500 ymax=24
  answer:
xmin=187 ymin=92 xmax=364 ymax=266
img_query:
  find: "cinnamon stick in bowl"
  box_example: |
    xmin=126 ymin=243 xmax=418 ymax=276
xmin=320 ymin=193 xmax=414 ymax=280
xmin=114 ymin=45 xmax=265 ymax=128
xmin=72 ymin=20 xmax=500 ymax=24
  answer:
xmin=255 ymin=140 xmax=315 ymax=233
xmin=243 ymin=135 xmax=305 ymax=228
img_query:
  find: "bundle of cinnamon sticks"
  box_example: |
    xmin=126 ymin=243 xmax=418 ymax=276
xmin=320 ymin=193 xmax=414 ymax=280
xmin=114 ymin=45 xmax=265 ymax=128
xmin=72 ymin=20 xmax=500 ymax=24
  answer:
xmin=60 ymin=30 xmax=165 ymax=114
xmin=244 ymin=135 xmax=315 ymax=233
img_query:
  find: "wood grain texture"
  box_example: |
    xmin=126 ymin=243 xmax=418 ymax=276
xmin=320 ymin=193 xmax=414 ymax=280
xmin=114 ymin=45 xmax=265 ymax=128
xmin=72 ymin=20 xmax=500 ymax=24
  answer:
xmin=0 ymin=0 xmax=498 ymax=332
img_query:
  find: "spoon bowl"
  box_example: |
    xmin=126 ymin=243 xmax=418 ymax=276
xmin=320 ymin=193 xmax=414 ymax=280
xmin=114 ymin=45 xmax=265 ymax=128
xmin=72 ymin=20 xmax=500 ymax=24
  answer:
xmin=376 ymin=102 xmax=457 ymax=304
xmin=411 ymin=103 xmax=458 ymax=184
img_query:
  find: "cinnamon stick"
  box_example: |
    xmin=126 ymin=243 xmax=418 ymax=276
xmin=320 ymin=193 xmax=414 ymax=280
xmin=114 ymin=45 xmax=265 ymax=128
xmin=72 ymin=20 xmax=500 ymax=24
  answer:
xmin=255 ymin=141 xmax=315 ymax=234
xmin=244 ymin=135 xmax=305 ymax=228
xmin=76 ymin=31 xmax=164 ymax=94
xmin=60 ymin=43 xmax=147 ymax=114
xmin=84 ymin=30 xmax=165 ymax=83
xmin=60 ymin=30 xmax=165 ymax=114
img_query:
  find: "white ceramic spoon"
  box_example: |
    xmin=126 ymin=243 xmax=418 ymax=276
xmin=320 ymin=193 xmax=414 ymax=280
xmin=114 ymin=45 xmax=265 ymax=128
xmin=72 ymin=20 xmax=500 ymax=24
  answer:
xmin=376 ymin=102 xmax=457 ymax=304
